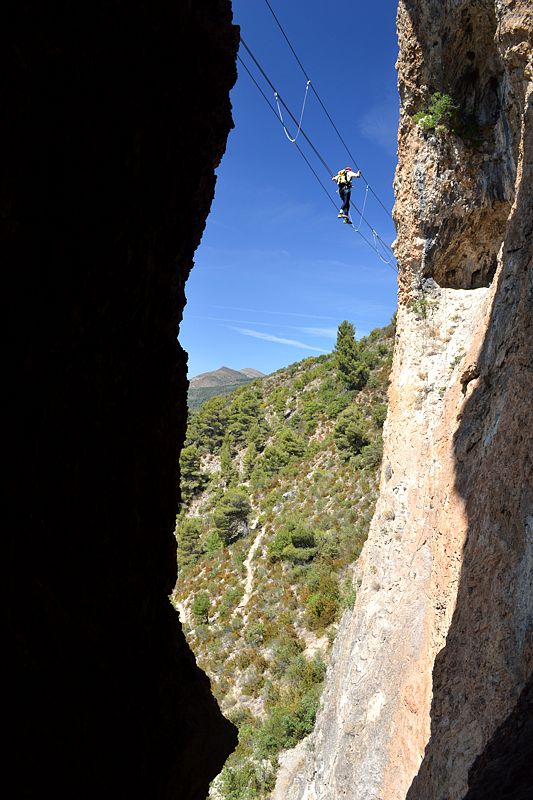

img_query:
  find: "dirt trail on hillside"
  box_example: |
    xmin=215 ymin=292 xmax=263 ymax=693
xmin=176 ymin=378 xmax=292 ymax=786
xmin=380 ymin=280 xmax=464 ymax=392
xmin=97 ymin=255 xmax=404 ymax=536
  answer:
xmin=238 ymin=527 xmax=265 ymax=613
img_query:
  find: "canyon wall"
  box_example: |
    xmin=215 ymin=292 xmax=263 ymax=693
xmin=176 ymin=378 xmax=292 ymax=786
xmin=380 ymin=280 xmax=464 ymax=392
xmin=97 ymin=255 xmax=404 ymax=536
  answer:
xmin=276 ymin=2 xmax=532 ymax=798
xmin=5 ymin=3 xmax=238 ymax=798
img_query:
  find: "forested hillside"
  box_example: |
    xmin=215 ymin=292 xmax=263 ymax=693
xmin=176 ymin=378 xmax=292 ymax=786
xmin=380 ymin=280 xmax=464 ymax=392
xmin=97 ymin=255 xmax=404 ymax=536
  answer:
xmin=173 ymin=318 xmax=395 ymax=798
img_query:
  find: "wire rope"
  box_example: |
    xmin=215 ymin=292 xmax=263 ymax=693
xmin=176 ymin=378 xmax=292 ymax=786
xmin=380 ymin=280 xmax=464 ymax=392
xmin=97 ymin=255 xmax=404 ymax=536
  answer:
xmin=275 ymin=80 xmax=311 ymax=142
xmin=261 ymin=0 xmax=394 ymax=219
xmin=237 ymin=52 xmax=397 ymax=272
xmin=350 ymin=183 xmax=369 ymax=233
xmin=240 ymin=40 xmax=394 ymax=257
xmin=241 ymin=38 xmax=333 ymax=175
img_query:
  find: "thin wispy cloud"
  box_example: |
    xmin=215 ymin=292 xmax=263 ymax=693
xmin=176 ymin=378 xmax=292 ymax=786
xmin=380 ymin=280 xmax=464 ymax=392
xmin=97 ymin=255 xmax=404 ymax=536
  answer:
xmin=192 ymin=316 xmax=340 ymax=338
xmin=298 ymin=327 xmax=338 ymax=338
xmin=210 ymin=305 xmax=337 ymax=320
xmin=230 ymin=327 xmax=328 ymax=353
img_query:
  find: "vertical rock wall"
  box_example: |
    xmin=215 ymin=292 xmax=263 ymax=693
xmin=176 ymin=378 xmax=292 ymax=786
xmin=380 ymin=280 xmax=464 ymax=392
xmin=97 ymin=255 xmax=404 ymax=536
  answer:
xmin=5 ymin=2 xmax=238 ymax=798
xmin=275 ymin=2 xmax=532 ymax=799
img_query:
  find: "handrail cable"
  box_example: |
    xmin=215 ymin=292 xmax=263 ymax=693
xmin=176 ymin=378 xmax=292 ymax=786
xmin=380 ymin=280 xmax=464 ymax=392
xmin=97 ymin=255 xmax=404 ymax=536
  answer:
xmin=240 ymin=38 xmax=332 ymax=174
xmin=237 ymin=54 xmax=397 ymax=272
xmin=239 ymin=39 xmax=395 ymax=259
xmin=275 ymin=79 xmax=311 ymax=142
xmin=261 ymin=0 xmax=394 ymax=220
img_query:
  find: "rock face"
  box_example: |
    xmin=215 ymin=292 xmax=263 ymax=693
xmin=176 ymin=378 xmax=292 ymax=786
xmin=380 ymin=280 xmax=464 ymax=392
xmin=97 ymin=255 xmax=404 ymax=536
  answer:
xmin=275 ymin=2 xmax=532 ymax=799
xmin=5 ymin=2 xmax=238 ymax=798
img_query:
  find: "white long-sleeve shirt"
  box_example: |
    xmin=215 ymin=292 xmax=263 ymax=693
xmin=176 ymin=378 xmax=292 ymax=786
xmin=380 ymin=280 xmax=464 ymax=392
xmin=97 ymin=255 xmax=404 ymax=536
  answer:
xmin=332 ymin=169 xmax=360 ymax=186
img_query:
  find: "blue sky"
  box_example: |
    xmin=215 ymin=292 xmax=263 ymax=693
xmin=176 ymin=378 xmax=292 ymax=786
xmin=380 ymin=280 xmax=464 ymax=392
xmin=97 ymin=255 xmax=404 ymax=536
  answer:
xmin=181 ymin=0 xmax=399 ymax=378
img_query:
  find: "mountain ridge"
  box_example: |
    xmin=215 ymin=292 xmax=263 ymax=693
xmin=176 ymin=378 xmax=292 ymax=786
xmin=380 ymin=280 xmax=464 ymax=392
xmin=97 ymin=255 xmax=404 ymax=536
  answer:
xmin=188 ymin=366 xmax=266 ymax=411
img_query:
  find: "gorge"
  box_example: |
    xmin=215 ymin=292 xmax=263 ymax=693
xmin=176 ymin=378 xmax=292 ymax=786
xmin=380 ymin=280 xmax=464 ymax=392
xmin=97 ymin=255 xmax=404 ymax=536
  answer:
xmin=6 ymin=2 xmax=531 ymax=800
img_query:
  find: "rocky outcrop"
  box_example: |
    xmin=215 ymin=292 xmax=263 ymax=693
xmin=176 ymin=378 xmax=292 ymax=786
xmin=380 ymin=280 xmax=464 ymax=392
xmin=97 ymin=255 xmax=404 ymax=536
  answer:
xmin=5 ymin=2 xmax=238 ymax=798
xmin=275 ymin=2 xmax=532 ymax=799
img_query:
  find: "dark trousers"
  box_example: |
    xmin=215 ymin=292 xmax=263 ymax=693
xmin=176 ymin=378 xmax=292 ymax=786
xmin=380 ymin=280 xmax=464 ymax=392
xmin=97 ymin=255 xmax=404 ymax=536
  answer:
xmin=339 ymin=185 xmax=351 ymax=216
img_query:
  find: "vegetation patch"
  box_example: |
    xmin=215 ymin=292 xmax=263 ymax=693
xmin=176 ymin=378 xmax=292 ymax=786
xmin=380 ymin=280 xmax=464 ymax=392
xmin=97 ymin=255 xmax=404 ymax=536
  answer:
xmin=173 ymin=318 xmax=395 ymax=798
xmin=413 ymin=91 xmax=483 ymax=147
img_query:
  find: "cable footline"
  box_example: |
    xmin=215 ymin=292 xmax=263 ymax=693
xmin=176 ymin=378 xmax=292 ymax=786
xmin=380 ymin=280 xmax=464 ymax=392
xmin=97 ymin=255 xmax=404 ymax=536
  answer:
xmin=240 ymin=39 xmax=394 ymax=258
xmin=261 ymin=0 xmax=394 ymax=220
xmin=241 ymin=38 xmax=333 ymax=175
xmin=238 ymin=53 xmax=397 ymax=271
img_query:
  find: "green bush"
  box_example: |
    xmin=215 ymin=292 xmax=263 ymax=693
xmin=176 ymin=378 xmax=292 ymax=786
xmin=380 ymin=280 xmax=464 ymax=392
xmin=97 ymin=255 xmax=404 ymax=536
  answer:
xmin=413 ymin=92 xmax=458 ymax=133
xmin=355 ymin=437 xmax=383 ymax=469
xmin=228 ymin=388 xmax=265 ymax=446
xmin=413 ymin=92 xmax=482 ymax=146
xmin=213 ymin=487 xmax=251 ymax=544
xmin=242 ymin=441 xmax=257 ymax=479
xmin=371 ymin=403 xmax=388 ymax=428
xmin=219 ymin=434 xmax=238 ymax=485
xmin=219 ymin=761 xmax=273 ymax=800
xmin=334 ymin=405 xmax=371 ymax=459
xmin=260 ymin=428 xmax=306 ymax=477
xmin=255 ymin=684 xmax=322 ymax=759
xmin=244 ymin=621 xmax=265 ymax=646
xmin=204 ymin=530 xmax=224 ymax=554
xmin=304 ymin=568 xmax=340 ymax=631
xmin=176 ymin=516 xmax=203 ymax=568
xmin=268 ymin=518 xmax=318 ymax=564
xmin=191 ymin=591 xmax=210 ymax=625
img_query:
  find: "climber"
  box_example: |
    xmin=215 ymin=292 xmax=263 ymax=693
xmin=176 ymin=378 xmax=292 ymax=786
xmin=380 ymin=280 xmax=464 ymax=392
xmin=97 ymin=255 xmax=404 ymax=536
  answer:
xmin=332 ymin=166 xmax=361 ymax=223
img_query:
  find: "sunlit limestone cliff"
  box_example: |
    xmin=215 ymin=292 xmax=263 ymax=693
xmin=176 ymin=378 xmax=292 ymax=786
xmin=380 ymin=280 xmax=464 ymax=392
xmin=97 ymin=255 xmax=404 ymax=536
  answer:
xmin=275 ymin=2 xmax=532 ymax=799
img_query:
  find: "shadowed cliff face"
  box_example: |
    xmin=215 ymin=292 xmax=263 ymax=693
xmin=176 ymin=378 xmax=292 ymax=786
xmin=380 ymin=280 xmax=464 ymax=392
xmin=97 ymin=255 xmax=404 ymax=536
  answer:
xmin=462 ymin=676 xmax=533 ymax=800
xmin=407 ymin=76 xmax=532 ymax=799
xmin=5 ymin=2 xmax=238 ymax=798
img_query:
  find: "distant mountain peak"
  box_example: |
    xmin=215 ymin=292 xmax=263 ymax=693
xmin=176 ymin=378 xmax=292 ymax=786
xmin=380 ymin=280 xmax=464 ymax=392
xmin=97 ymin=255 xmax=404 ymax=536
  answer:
xmin=188 ymin=366 xmax=266 ymax=410
xmin=240 ymin=368 xmax=265 ymax=379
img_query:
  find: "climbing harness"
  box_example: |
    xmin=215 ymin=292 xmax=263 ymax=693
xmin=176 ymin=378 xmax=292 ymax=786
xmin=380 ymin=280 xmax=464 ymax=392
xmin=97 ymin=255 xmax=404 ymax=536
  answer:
xmin=275 ymin=80 xmax=311 ymax=143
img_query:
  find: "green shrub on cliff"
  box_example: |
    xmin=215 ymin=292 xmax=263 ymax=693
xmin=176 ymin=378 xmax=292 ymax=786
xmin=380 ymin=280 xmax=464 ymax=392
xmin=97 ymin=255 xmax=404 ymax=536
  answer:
xmin=413 ymin=92 xmax=458 ymax=135
xmin=413 ymin=92 xmax=483 ymax=146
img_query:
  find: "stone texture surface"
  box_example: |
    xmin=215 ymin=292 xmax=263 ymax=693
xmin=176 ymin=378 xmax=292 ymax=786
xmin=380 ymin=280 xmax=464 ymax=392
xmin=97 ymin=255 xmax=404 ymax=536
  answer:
xmin=4 ymin=2 xmax=238 ymax=798
xmin=274 ymin=2 xmax=532 ymax=799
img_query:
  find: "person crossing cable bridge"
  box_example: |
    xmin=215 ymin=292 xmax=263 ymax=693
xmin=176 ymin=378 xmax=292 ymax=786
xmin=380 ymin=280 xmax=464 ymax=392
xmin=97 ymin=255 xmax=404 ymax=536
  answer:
xmin=332 ymin=166 xmax=361 ymax=223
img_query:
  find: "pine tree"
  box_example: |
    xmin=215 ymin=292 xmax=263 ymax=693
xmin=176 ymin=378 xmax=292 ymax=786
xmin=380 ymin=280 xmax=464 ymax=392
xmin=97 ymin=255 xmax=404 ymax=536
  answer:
xmin=242 ymin=441 xmax=257 ymax=479
xmin=191 ymin=591 xmax=210 ymax=625
xmin=213 ymin=487 xmax=251 ymax=544
xmin=333 ymin=405 xmax=370 ymax=459
xmin=179 ymin=444 xmax=207 ymax=502
xmin=334 ymin=320 xmax=369 ymax=390
xmin=176 ymin=517 xmax=203 ymax=568
xmin=219 ymin=433 xmax=237 ymax=486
